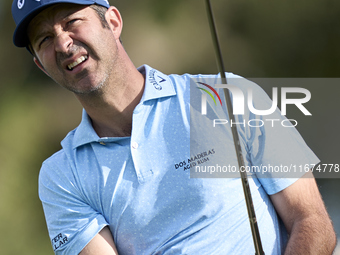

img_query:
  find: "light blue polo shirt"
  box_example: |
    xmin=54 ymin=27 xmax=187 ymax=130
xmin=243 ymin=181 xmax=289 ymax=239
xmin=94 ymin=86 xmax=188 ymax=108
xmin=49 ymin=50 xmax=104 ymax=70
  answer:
xmin=39 ymin=65 xmax=319 ymax=255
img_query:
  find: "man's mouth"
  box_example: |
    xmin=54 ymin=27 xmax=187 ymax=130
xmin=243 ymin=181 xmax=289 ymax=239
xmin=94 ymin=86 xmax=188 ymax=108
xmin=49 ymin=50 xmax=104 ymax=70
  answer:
xmin=67 ymin=55 xmax=88 ymax=71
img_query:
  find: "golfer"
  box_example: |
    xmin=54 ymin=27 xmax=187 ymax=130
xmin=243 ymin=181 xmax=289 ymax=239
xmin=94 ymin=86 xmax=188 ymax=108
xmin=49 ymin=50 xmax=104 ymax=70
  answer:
xmin=11 ymin=0 xmax=336 ymax=254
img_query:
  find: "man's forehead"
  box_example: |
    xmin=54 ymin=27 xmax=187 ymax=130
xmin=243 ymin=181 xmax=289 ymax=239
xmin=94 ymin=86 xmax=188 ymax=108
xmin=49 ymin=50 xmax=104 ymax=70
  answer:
xmin=30 ymin=3 xmax=87 ymax=25
xmin=27 ymin=4 xmax=90 ymax=45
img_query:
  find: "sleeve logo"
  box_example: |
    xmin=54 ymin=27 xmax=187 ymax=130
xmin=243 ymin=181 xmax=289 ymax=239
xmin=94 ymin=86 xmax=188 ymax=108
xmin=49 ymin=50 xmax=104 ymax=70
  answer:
xmin=52 ymin=233 xmax=69 ymax=251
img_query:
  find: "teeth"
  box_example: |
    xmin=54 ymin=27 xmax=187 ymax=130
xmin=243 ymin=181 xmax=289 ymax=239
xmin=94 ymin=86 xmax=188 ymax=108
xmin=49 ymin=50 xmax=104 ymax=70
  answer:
xmin=67 ymin=56 xmax=88 ymax=70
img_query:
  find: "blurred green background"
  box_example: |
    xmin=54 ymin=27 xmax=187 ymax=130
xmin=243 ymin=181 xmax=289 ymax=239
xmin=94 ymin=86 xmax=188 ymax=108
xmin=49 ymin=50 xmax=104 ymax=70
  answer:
xmin=1 ymin=0 xmax=339 ymax=254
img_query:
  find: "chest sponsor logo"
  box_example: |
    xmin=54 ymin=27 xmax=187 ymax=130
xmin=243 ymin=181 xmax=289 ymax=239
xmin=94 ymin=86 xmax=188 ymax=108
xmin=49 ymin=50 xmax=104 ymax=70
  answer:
xmin=175 ymin=149 xmax=215 ymax=171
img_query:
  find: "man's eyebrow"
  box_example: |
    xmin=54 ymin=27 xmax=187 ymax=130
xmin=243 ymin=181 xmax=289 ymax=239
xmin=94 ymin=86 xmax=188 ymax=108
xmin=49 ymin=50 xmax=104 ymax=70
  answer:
xmin=30 ymin=9 xmax=82 ymax=45
xmin=30 ymin=23 xmax=49 ymax=46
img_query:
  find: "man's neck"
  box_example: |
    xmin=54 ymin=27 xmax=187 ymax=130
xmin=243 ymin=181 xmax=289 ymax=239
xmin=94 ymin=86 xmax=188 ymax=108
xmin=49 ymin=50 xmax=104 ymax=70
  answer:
xmin=76 ymin=62 xmax=145 ymax=138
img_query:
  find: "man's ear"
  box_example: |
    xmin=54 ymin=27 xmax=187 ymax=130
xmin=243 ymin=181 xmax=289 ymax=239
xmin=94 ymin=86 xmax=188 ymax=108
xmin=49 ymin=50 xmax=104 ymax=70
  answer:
xmin=33 ymin=57 xmax=50 ymax=77
xmin=105 ymin=6 xmax=123 ymax=42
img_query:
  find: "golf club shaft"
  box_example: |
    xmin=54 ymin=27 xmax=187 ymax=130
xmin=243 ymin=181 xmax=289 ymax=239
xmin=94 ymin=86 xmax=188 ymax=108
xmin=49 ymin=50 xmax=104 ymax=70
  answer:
xmin=205 ymin=1 xmax=265 ymax=254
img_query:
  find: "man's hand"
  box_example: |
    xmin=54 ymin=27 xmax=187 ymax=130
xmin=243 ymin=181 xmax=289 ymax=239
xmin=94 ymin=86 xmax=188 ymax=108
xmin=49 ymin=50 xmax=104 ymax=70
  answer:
xmin=79 ymin=226 xmax=118 ymax=255
xmin=270 ymin=171 xmax=337 ymax=254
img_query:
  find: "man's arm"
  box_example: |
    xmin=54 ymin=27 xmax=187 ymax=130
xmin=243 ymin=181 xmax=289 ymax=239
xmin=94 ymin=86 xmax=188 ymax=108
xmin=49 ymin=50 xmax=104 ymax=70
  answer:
xmin=270 ymin=171 xmax=337 ymax=254
xmin=79 ymin=226 xmax=119 ymax=255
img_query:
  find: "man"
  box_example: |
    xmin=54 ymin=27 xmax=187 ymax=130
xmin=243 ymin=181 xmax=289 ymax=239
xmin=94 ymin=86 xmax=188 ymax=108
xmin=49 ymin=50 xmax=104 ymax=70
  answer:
xmin=11 ymin=0 xmax=336 ymax=254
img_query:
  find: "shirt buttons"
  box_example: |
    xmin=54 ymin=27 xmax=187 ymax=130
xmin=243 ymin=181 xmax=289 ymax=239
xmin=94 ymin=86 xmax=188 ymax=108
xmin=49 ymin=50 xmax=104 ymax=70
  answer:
xmin=131 ymin=142 xmax=139 ymax=149
xmin=99 ymin=142 xmax=106 ymax=145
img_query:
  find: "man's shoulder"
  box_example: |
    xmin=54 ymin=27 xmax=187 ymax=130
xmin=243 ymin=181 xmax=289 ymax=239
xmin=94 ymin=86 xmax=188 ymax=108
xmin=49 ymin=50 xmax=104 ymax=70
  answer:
xmin=40 ymin=128 xmax=77 ymax=172
xmin=167 ymin=71 xmax=256 ymax=90
xmin=41 ymin=147 xmax=69 ymax=172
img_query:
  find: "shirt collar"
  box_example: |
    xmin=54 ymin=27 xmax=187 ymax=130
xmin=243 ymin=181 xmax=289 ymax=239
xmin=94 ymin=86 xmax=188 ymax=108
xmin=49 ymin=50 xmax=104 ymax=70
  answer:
xmin=138 ymin=64 xmax=176 ymax=103
xmin=70 ymin=109 xmax=99 ymax=149
xmin=70 ymin=65 xmax=177 ymax=149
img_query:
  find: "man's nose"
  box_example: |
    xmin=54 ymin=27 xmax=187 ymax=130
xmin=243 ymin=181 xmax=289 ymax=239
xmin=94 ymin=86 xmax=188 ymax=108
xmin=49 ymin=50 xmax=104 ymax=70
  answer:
xmin=54 ymin=32 xmax=73 ymax=53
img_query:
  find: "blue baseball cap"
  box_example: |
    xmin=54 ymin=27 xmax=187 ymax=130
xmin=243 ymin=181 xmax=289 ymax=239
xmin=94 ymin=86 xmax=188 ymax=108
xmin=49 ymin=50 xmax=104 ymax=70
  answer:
xmin=12 ymin=0 xmax=110 ymax=47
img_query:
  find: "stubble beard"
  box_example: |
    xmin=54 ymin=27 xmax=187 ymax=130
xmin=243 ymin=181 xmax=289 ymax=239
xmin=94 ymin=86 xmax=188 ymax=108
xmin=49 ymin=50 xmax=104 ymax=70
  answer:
xmin=56 ymin=35 xmax=119 ymax=97
xmin=66 ymin=71 xmax=110 ymax=96
xmin=59 ymin=52 xmax=115 ymax=96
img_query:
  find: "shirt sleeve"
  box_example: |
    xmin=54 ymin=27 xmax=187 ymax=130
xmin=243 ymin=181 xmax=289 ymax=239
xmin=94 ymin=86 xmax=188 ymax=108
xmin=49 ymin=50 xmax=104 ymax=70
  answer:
xmin=39 ymin=151 xmax=108 ymax=255
xmin=228 ymin=75 xmax=320 ymax=195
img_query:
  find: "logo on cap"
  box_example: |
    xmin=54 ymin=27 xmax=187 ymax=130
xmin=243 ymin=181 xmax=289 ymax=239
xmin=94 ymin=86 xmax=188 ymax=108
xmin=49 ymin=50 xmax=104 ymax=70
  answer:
xmin=17 ymin=0 xmax=25 ymax=9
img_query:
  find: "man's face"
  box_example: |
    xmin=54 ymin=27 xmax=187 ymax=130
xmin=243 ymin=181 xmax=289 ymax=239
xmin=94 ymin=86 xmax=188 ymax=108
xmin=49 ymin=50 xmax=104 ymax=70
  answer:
xmin=28 ymin=4 xmax=120 ymax=94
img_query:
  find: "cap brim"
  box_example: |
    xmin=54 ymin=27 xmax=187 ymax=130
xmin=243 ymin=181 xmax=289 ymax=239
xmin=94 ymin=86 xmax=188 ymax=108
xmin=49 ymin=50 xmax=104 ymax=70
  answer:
xmin=13 ymin=0 xmax=107 ymax=47
xmin=13 ymin=5 xmax=50 ymax=47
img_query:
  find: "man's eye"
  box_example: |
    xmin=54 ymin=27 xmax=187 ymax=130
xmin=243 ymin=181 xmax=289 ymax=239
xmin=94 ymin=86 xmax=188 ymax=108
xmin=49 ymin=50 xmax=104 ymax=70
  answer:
xmin=39 ymin=36 xmax=51 ymax=47
xmin=67 ymin=19 xmax=79 ymax=25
